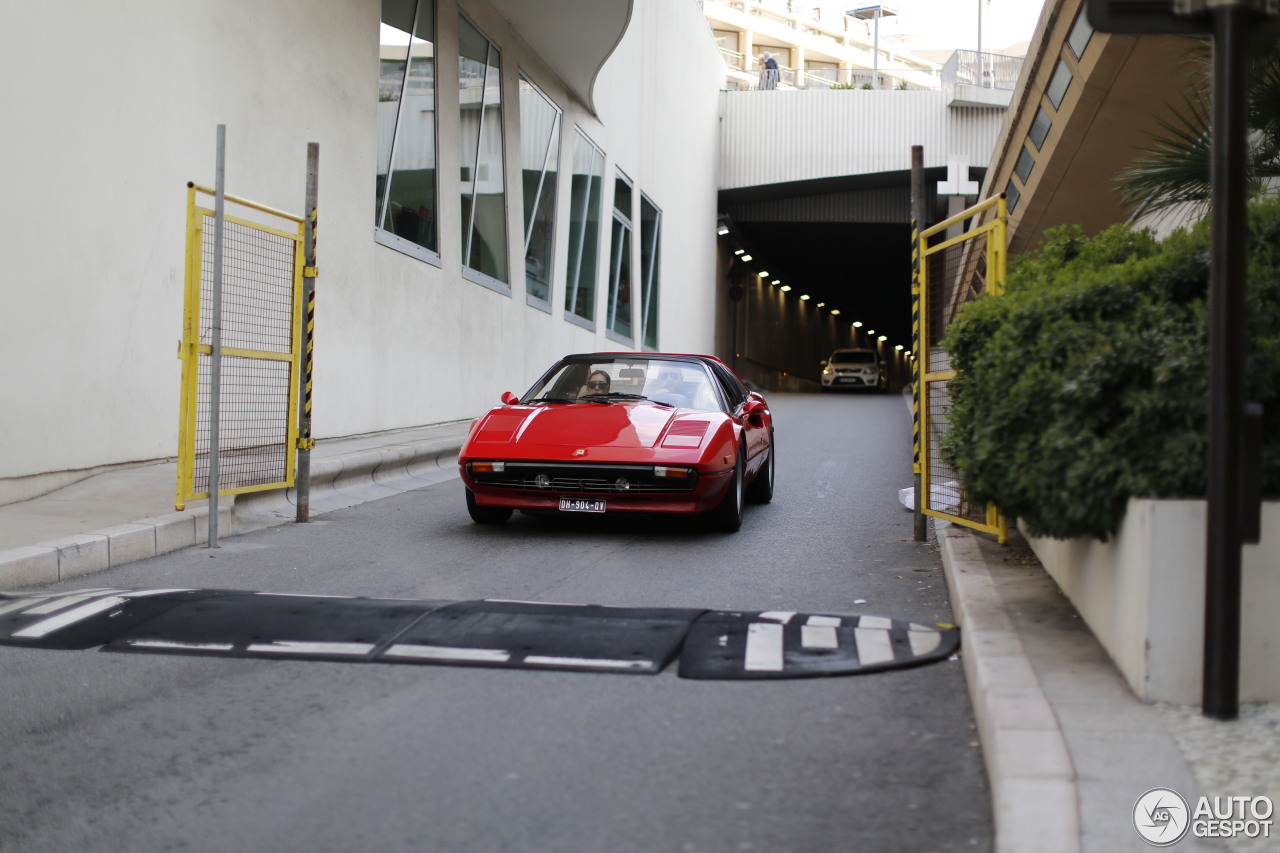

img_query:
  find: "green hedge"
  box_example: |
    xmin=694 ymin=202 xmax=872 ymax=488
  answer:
xmin=941 ymin=197 xmax=1280 ymax=541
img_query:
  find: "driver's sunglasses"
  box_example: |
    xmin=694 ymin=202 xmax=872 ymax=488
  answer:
xmin=587 ymin=380 xmax=609 ymax=389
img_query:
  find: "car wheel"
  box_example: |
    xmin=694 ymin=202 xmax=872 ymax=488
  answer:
xmin=745 ymin=438 xmax=774 ymax=504
xmin=708 ymin=453 xmax=744 ymax=532
xmin=466 ymin=488 xmax=512 ymax=524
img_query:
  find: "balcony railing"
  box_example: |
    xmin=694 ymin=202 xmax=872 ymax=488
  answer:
xmin=940 ymin=50 xmax=1024 ymax=91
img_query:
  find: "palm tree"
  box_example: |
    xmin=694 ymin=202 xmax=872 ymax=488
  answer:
xmin=1118 ymin=34 xmax=1280 ymax=223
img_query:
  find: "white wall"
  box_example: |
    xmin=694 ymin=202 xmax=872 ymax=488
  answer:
xmin=0 ymin=0 xmax=724 ymax=499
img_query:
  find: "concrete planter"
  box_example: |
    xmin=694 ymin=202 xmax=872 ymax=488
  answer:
xmin=1024 ymin=498 xmax=1280 ymax=704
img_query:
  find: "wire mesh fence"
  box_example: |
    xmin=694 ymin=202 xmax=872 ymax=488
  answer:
xmin=177 ymin=185 xmax=306 ymax=509
xmin=915 ymin=196 xmax=1007 ymax=541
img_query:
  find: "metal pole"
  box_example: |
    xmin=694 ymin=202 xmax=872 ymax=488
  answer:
xmin=208 ymin=125 xmax=226 ymax=549
xmin=872 ymin=9 xmax=881 ymax=89
xmin=296 ymin=143 xmax=319 ymax=523
xmin=1202 ymin=4 xmax=1249 ymax=721
xmin=910 ymin=145 xmax=928 ymax=542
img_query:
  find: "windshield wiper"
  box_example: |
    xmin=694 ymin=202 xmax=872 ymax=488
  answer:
xmin=595 ymin=392 xmax=679 ymax=407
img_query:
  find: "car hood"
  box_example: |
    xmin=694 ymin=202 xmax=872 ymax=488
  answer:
xmin=472 ymin=403 xmax=706 ymax=449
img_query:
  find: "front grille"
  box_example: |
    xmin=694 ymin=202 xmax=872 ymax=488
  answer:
xmin=469 ymin=461 xmax=698 ymax=494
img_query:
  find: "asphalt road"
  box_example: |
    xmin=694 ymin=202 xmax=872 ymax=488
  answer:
xmin=0 ymin=391 xmax=993 ymax=853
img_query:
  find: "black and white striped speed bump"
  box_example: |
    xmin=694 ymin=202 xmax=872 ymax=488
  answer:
xmin=0 ymin=588 xmax=958 ymax=680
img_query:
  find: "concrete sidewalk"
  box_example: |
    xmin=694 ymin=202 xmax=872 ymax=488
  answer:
xmin=0 ymin=422 xmax=1273 ymax=852
xmin=0 ymin=420 xmax=472 ymax=590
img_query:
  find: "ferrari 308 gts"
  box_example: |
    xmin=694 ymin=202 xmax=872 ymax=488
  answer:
xmin=458 ymin=353 xmax=774 ymax=531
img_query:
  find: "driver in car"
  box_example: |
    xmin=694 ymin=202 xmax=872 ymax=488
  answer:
xmin=648 ymin=368 xmax=690 ymax=407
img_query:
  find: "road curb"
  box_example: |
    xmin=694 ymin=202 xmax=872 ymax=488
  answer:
xmin=938 ymin=525 xmax=1082 ymax=853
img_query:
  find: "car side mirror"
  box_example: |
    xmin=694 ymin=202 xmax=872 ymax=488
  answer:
xmin=501 ymin=391 xmax=519 ymax=405
xmin=742 ymin=399 xmax=765 ymax=423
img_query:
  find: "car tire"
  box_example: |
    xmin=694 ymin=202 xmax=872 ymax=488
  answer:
xmin=466 ymin=488 xmax=512 ymax=524
xmin=745 ymin=438 xmax=774 ymax=504
xmin=707 ymin=453 xmax=744 ymax=532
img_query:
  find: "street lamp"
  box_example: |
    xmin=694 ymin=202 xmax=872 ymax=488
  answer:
xmin=849 ymin=5 xmax=898 ymax=89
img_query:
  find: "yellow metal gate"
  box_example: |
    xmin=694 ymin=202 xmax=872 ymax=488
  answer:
xmin=176 ymin=183 xmax=307 ymax=510
xmin=913 ymin=195 xmax=1008 ymax=543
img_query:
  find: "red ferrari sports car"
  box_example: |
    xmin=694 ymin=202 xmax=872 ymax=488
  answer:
xmin=459 ymin=353 xmax=774 ymax=531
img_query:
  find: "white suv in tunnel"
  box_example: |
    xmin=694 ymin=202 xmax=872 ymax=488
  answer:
xmin=820 ymin=348 xmax=886 ymax=393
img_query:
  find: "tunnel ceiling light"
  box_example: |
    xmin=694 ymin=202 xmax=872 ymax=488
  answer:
xmin=830 ymin=309 xmax=841 ymax=316
xmin=718 ymin=226 xmax=729 ymax=236
xmin=799 ymin=294 xmax=811 ymax=301
xmin=816 ymin=302 xmax=825 ymax=308
xmin=741 ymin=254 xmax=753 ymax=262
xmin=771 ymin=279 xmax=780 ymax=285
xmin=734 ymin=248 xmax=744 ymax=255
xmin=780 ymin=285 xmax=792 ymax=292
xmin=895 ymin=344 xmax=904 ymax=351
xmin=758 ymin=270 xmax=769 ymax=277
xmin=878 ymin=335 xmax=887 ymax=342
xmin=852 ymin=321 xmax=863 ymax=328
xmin=867 ymin=329 xmax=875 ymax=335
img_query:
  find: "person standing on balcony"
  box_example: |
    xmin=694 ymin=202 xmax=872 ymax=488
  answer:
xmin=759 ymin=51 xmax=779 ymax=90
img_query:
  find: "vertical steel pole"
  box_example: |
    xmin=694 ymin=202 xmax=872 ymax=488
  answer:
xmin=296 ymin=143 xmax=319 ymax=523
xmin=910 ymin=145 xmax=928 ymax=542
xmin=1203 ymin=4 xmax=1249 ymax=721
xmin=208 ymin=125 xmax=226 ymax=549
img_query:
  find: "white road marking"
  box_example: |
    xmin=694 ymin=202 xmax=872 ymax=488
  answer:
xmin=0 ymin=598 xmax=53 ymax=617
xmin=801 ymin=625 xmax=839 ymax=649
xmin=483 ymin=599 xmax=583 ymax=607
xmin=524 ymin=656 xmax=650 ymax=669
xmin=858 ymin=615 xmax=893 ymax=631
xmin=12 ymin=597 xmax=128 ymax=638
xmin=23 ymin=592 xmax=122 ymax=615
xmin=908 ymin=628 xmax=942 ymax=656
xmin=245 ymin=641 xmax=375 ymax=655
xmin=384 ymin=645 xmax=511 ymax=663
xmin=745 ymin=622 xmax=785 ymax=671
xmin=757 ymin=611 xmax=796 ymax=624
xmin=854 ymin=627 xmax=896 ymax=666
xmin=126 ymin=639 xmax=236 ymax=651
xmin=806 ymin=615 xmax=842 ymax=628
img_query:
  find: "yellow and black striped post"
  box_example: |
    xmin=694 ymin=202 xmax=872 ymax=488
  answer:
xmin=910 ymin=145 xmax=928 ymax=541
xmin=296 ymin=143 xmax=319 ymax=523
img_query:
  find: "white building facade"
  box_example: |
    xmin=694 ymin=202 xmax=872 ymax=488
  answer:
xmin=0 ymin=0 xmax=724 ymax=503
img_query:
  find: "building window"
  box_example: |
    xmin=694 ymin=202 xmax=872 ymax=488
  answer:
xmin=519 ymin=77 xmax=561 ymax=308
xmin=639 ymin=194 xmax=662 ymax=350
xmin=1005 ymin=180 xmax=1021 ymax=214
xmin=1067 ymin=10 xmax=1094 ymax=60
xmin=1014 ymin=145 xmax=1035 ymax=184
xmin=606 ymin=173 xmax=634 ymax=343
xmin=565 ymin=130 xmax=604 ymax=327
xmin=1046 ymin=59 xmax=1072 ymax=110
xmin=459 ymin=15 xmax=507 ymax=288
xmin=376 ymin=0 xmax=439 ymax=263
xmin=1029 ymin=106 xmax=1052 ymax=150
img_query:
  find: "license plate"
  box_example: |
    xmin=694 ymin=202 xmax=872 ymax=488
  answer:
xmin=559 ymin=497 xmax=606 ymax=513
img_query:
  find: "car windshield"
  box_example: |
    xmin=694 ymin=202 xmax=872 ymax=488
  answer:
xmin=524 ymin=356 xmax=723 ymax=411
xmin=830 ymin=350 xmax=875 ymax=365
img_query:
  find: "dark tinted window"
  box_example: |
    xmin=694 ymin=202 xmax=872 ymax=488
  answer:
xmin=1014 ymin=145 xmax=1035 ymax=183
xmin=1046 ymin=59 xmax=1072 ymax=110
xmin=1005 ymin=180 xmax=1022 ymax=214
xmin=1029 ymin=107 xmax=1051 ymax=150
xmin=1067 ymin=10 xmax=1093 ymax=59
xmin=830 ymin=350 xmax=875 ymax=364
